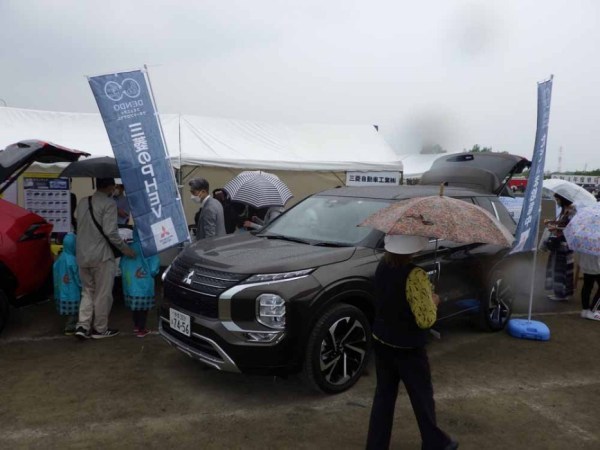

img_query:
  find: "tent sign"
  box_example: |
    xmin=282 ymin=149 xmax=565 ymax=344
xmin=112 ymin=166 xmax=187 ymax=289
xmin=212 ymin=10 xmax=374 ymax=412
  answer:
xmin=346 ymin=171 xmax=401 ymax=187
xmin=88 ymin=69 xmax=190 ymax=257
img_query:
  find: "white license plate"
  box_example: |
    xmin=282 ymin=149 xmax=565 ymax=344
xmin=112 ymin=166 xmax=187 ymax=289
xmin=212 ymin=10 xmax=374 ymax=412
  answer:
xmin=169 ymin=308 xmax=191 ymax=337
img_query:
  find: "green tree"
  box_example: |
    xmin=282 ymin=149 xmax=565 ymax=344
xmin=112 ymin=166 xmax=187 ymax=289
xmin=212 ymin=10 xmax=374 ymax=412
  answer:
xmin=420 ymin=143 xmax=447 ymax=154
xmin=465 ymin=144 xmax=493 ymax=153
xmin=571 ymin=169 xmax=600 ymax=175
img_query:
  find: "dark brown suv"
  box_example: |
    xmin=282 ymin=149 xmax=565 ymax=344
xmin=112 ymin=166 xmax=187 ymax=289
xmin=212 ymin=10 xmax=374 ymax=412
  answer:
xmin=159 ymin=153 xmax=529 ymax=393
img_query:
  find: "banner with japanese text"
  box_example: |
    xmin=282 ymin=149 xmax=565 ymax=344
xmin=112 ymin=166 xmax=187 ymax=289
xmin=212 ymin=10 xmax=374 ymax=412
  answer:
xmin=88 ymin=69 xmax=189 ymax=256
xmin=346 ymin=171 xmax=401 ymax=186
xmin=511 ymin=76 xmax=553 ymax=254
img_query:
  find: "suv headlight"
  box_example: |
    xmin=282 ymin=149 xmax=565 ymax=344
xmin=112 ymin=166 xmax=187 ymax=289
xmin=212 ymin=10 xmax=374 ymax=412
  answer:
xmin=161 ymin=264 xmax=171 ymax=282
xmin=244 ymin=268 xmax=314 ymax=284
xmin=256 ymin=294 xmax=286 ymax=329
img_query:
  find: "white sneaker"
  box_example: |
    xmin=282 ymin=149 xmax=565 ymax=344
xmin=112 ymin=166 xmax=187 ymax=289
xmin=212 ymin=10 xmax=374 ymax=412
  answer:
xmin=581 ymin=309 xmax=589 ymax=318
xmin=584 ymin=310 xmax=600 ymax=321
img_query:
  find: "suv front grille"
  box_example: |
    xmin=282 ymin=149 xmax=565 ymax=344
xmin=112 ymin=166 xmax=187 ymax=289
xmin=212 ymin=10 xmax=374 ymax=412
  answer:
xmin=165 ymin=256 xmax=248 ymax=318
xmin=162 ymin=321 xmax=222 ymax=360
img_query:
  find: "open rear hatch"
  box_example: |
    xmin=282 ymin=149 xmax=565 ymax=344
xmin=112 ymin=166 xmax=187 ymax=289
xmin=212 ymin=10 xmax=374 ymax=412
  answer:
xmin=0 ymin=140 xmax=90 ymax=193
xmin=420 ymin=152 xmax=530 ymax=195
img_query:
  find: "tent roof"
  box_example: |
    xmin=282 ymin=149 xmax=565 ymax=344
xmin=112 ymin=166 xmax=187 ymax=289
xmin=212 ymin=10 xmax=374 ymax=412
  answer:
xmin=397 ymin=153 xmax=442 ymax=178
xmin=0 ymin=107 xmax=402 ymax=172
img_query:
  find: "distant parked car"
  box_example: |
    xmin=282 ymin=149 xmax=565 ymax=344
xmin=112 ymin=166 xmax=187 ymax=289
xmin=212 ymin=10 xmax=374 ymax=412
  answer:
xmin=0 ymin=140 xmax=89 ymax=333
xmin=159 ymin=152 xmax=530 ymax=393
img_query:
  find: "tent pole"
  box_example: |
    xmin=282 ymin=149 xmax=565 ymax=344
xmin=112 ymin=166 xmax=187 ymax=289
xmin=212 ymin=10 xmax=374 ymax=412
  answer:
xmin=178 ymin=113 xmax=182 ymax=190
xmin=332 ymin=171 xmax=345 ymax=186
xmin=143 ymin=64 xmax=181 ymax=202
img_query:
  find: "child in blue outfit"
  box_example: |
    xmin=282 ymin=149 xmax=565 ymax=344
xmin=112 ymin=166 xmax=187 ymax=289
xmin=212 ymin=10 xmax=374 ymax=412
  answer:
xmin=53 ymin=233 xmax=81 ymax=335
xmin=120 ymin=228 xmax=160 ymax=337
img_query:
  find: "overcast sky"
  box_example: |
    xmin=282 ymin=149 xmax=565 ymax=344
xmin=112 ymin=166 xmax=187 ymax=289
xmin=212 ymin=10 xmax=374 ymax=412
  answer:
xmin=1 ymin=0 xmax=598 ymax=171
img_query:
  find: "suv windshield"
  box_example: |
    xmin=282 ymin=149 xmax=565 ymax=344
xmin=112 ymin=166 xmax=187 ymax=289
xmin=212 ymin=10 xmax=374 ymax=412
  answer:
xmin=263 ymin=196 xmax=390 ymax=246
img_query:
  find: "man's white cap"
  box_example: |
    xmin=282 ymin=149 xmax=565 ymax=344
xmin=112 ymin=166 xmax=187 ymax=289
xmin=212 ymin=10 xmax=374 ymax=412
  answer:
xmin=384 ymin=235 xmax=429 ymax=254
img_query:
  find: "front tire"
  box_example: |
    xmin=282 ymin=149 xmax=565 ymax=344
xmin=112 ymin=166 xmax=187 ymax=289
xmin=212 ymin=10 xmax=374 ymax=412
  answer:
xmin=479 ymin=270 xmax=514 ymax=331
xmin=303 ymin=304 xmax=371 ymax=394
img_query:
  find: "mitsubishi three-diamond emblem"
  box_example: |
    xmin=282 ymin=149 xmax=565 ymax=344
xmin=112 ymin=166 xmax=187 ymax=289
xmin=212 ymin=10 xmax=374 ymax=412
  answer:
xmin=183 ymin=270 xmax=194 ymax=285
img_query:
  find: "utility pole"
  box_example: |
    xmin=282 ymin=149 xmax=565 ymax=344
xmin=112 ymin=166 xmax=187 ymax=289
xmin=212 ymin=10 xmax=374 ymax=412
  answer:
xmin=557 ymin=146 xmax=563 ymax=173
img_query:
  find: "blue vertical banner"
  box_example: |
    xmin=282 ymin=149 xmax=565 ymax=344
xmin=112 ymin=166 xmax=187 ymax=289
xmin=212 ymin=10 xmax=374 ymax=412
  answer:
xmin=88 ymin=69 xmax=189 ymax=257
xmin=511 ymin=76 xmax=553 ymax=254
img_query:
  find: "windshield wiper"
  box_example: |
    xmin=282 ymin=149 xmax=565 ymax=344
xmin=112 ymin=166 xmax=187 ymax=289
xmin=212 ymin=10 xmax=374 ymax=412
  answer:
xmin=312 ymin=242 xmax=351 ymax=247
xmin=260 ymin=234 xmax=311 ymax=245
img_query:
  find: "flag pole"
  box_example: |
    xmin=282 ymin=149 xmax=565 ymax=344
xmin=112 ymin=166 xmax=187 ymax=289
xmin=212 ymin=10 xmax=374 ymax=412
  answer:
xmin=527 ymin=239 xmax=540 ymax=322
xmin=506 ymin=75 xmax=553 ymax=341
xmin=178 ymin=113 xmax=183 ymax=189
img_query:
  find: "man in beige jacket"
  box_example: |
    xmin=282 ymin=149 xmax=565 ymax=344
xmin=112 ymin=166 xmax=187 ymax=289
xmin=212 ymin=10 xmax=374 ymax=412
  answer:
xmin=75 ymin=178 xmax=135 ymax=339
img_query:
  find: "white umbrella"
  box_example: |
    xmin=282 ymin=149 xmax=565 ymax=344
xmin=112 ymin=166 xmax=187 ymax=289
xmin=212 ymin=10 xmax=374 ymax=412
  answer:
xmin=542 ymin=179 xmax=597 ymax=208
xmin=223 ymin=171 xmax=293 ymax=208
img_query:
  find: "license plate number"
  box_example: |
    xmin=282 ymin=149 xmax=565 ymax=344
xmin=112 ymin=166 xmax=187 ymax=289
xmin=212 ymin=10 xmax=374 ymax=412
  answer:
xmin=169 ymin=308 xmax=191 ymax=337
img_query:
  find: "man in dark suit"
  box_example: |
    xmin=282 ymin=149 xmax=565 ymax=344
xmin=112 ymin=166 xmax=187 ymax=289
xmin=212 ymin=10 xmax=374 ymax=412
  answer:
xmin=189 ymin=178 xmax=226 ymax=240
xmin=212 ymin=188 xmax=239 ymax=234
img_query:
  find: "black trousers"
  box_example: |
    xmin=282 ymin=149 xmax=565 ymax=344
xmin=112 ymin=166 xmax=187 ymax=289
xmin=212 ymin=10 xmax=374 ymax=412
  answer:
xmin=132 ymin=310 xmax=148 ymax=329
xmin=581 ymin=273 xmax=600 ymax=310
xmin=366 ymin=342 xmax=451 ymax=450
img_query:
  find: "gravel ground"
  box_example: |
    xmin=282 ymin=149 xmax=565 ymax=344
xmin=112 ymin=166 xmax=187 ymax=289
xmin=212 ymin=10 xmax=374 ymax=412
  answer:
xmin=1 ymin=254 xmax=598 ymax=449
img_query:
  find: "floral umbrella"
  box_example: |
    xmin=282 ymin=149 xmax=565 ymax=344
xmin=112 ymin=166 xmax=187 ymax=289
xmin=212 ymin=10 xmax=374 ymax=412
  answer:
xmin=359 ymin=193 xmax=514 ymax=247
xmin=564 ymin=202 xmax=600 ymax=255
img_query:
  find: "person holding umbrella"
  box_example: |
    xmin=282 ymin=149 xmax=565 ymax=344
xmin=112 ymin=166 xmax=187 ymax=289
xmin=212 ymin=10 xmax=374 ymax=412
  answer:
xmin=576 ymin=252 xmax=600 ymax=320
xmin=366 ymin=234 xmax=458 ymax=450
xmin=543 ymin=194 xmax=576 ymax=301
xmin=563 ymin=202 xmax=600 ymax=320
xmin=360 ymin=188 xmax=516 ymax=449
xmin=243 ymin=205 xmax=285 ymax=231
xmin=223 ymin=170 xmax=293 ymax=231
xmin=74 ymin=177 xmax=136 ymax=339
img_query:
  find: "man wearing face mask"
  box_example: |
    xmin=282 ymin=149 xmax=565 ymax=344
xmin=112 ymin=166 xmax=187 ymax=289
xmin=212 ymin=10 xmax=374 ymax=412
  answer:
xmin=189 ymin=177 xmax=226 ymax=240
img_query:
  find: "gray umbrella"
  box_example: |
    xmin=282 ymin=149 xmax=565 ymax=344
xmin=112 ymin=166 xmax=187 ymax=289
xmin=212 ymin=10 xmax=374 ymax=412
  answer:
xmin=223 ymin=171 xmax=293 ymax=208
xmin=59 ymin=156 xmax=120 ymax=178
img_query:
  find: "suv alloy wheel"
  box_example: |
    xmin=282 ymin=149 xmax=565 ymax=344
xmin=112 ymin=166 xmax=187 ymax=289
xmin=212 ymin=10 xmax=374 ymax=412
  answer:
xmin=303 ymin=304 xmax=371 ymax=393
xmin=479 ymin=270 xmax=514 ymax=331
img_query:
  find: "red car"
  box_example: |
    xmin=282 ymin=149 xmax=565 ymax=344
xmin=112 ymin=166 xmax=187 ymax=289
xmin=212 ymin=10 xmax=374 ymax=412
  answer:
xmin=0 ymin=140 xmax=89 ymax=333
xmin=508 ymin=178 xmax=527 ymax=192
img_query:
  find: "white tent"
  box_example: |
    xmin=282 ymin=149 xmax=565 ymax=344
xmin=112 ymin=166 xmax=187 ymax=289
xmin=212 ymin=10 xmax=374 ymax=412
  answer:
xmin=179 ymin=115 xmax=403 ymax=172
xmin=0 ymin=107 xmax=401 ymax=172
xmin=397 ymin=153 xmax=442 ymax=179
xmin=0 ymin=107 xmax=402 ymax=220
